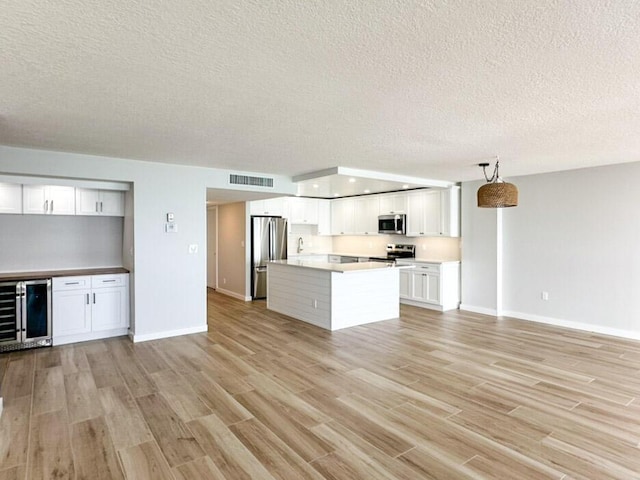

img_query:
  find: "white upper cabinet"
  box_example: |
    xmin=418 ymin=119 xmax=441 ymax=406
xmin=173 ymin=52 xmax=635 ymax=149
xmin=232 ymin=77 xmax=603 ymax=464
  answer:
xmin=317 ymin=199 xmax=331 ymax=236
xmin=76 ymin=188 xmax=125 ymax=216
xmin=0 ymin=183 xmax=22 ymax=214
xmin=249 ymin=197 xmax=286 ymax=217
xmin=378 ymin=193 xmax=407 ymax=215
xmin=406 ymin=188 xmax=459 ymax=237
xmin=353 ymin=196 xmax=380 ymax=235
xmin=288 ymin=197 xmax=319 ymax=224
xmin=440 ymin=186 xmax=460 ymax=237
xmin=331 ymin=198 xmax=355 ymax=235
xmin=23 ymin=185 xmax=75 ymax=215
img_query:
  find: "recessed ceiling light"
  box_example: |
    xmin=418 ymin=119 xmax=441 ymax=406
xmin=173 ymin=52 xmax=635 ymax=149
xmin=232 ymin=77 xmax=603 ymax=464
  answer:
xmin=348 ymin=178 xmax=356 ymax=183
xmin=295 ymin=193 xmax=301 ymax=196
xmin=312 ymin=184 xmax=319 ymax=189
xmin=364 ymin=189 xmax=370 ymax=193
xmin=333 ymin=193 xmax=340 ymax=197
xmin=402 ymin=184 xmax=410 ymax=189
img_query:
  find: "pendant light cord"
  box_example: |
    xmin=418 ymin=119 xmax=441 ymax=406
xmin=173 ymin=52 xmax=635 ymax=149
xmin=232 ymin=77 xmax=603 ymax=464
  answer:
xmin=482 ymin=158 xmax=501 ymax=183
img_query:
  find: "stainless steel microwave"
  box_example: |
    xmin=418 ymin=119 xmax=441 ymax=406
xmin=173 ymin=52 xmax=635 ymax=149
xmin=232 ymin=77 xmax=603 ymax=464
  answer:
xmin=378 ymin=214 xmax=406 ymax=235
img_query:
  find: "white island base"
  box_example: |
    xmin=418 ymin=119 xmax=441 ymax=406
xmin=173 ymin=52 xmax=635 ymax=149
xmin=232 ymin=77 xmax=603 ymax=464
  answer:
xmin=267 ymin=260 xmax=405 ymax=330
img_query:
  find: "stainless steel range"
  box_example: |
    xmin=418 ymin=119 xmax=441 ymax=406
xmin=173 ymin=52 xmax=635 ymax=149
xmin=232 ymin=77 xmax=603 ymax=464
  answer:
xmin=368 ymin=244 xmax=416 ymax=264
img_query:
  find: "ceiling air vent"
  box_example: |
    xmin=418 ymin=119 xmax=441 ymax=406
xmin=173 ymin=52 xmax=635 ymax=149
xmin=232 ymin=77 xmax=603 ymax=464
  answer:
xmin=229 ymin=174 xmax=274 ymax=188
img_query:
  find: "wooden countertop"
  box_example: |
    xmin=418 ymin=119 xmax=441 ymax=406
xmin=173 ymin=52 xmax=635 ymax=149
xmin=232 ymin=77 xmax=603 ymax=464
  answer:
xmin=0 ymin=267 xmax=129 ymax=282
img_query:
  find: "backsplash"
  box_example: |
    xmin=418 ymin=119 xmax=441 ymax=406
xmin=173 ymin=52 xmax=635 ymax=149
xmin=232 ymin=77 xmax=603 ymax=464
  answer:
xmin=332 ymin=235 xmax=461 ymax=260
xmin=288 ymin=224 xmax=333 ymax=256
xmin=288 ymin=223 xmax=461 ymax=260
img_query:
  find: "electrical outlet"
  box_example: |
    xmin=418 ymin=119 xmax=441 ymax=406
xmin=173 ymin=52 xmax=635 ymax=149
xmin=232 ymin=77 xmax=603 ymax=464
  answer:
xmin=188 ymin=244 xmax=198 ymax=254
xmin=541 ymin=291 xmax=549 ymax=301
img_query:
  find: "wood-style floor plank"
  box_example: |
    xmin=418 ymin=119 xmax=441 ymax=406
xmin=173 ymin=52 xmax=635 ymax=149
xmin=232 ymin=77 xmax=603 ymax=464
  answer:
xmin=2 ymin=290 xmax=640 ymax=478
xmin=69 ymin=416 xmax=124 ymax=479
xmin=27 ymin=410 xmax=75 ymax=479
xmin=98 ymin=385 xmax=154 ymax=450
xmin=135 ymin=393 xmax=205 ymax=468
xmin=117 ymin=441 xmax=174 ymax=480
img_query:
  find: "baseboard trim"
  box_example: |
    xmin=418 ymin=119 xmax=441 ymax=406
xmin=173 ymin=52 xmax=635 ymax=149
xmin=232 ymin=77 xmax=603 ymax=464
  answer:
xmin=502 ymin=310 xmax=640 ymax=341
xmin=216 ymin=287 xmax=251 ymax=301
xmin=132 ymin=325 xmax=208 ymax=343
xmin=459 ymin=304 xmax=498 ymax=316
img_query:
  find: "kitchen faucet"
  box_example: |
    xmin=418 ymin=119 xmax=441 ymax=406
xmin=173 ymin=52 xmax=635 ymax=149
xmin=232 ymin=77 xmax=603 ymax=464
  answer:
xmin=297 ymin=237 xmax=304 ymax=253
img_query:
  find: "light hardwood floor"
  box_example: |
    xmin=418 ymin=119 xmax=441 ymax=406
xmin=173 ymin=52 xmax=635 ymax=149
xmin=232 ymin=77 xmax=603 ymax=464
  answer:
xmin=2 ymin=289 xmax=640 ymax=479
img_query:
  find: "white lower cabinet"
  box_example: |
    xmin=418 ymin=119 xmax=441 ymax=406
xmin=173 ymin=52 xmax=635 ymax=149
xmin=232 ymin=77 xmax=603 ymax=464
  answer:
xmin=53 ymin=273 xmax=129 ymax=345
xmin=397 ymin=260 xmax=460 ymax=311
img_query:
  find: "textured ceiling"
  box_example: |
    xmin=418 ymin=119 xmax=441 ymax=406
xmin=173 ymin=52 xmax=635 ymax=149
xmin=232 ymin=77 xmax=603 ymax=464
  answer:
xmin=2 ymin=1 xmax=640 ymax=182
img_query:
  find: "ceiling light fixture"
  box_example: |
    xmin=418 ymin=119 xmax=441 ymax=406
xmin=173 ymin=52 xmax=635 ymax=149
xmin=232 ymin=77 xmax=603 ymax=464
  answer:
xmin=477 ymin=158 xmax=518 ymax=208
xmin=364 ymin=189 xmax=370 ymax=193
xmin=402 ymin=184 xmax=409 ymax=189
xmin=312 ymin=184 xmax=319 ymax=189
xmin=333 ymin=193 xmax=339 ymax=197
xmin=348 ymin=178 xmax=356 ymax=183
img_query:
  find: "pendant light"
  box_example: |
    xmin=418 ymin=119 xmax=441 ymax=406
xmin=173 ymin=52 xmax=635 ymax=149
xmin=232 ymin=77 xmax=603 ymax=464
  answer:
xmin=477 ymin=158 xmax=518 ymax=208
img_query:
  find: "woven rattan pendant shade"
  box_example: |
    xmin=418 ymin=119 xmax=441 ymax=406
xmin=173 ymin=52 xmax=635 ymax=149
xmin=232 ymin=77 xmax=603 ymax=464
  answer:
xmin=477 ymin=181 xmax=518 ymax=208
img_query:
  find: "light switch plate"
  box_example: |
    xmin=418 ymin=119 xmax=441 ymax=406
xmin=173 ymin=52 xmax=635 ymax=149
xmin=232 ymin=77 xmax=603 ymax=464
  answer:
xmin=167 ymin=213 xmax=175 ymax=222
xmin=165 ymin=223 xmax=178 ymax=233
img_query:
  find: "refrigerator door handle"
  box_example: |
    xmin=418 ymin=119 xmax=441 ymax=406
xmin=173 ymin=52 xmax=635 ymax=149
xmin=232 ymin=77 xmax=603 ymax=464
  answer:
xmin=269 ymin=220 xmax=276 ymax=261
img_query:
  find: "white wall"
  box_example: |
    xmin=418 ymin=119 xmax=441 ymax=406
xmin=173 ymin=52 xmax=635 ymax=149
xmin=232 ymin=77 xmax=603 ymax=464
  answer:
xmin=0 ymin=145 xmax=295 ymax=341
xmin=0 ymin=215 xmax=123 ymax=272
xmin=460 ymin=181 xmax=500 ymax=315
xmin=207 ymin=207 xmax=217 ymax=288
xmin=216 ymin=202 xmax=248 ymax=300
xmin=462 ymin=162 xmax=640 ymax=339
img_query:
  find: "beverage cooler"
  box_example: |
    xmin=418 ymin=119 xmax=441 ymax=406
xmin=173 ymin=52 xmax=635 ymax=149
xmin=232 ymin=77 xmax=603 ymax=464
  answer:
xmin=0 ymin=279 xmax=52 ymax=352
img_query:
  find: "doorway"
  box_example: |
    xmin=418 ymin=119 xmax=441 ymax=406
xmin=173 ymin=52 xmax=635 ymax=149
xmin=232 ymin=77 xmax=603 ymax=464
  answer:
xmin=207 ymin=206 xmax=217 ymax=289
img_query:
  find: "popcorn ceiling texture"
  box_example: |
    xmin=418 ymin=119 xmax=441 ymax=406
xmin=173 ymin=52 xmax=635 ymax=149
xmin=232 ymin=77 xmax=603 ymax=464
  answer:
xmin=1 ymin=1 xmax=640 ymax=181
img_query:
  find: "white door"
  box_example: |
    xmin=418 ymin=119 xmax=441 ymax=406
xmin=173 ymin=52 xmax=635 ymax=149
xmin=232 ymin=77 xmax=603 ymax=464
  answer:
xmin=100 ymin=190 xmax=125 ymax=216
xmin=53 ymin=289 xmax=92 ymax=336
xmin=399 ymin=270 xmax=411 ymax=299
xmin=92 ymin=288 xmax=127 ymax=331
xmin=0 ymin=183 xmax=22 ymax=214
xmin=48 ymin=186 xmax=76 ymax=215
xmin=76 ymin=188 xmax=101 ymax=215
xmin=23 ymin=185 xmax=48 ymax=214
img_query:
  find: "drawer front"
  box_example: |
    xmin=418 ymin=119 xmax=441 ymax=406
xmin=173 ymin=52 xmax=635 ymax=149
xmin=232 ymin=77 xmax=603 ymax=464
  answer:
xmin=53 ymin=276 xmax=91 ymax=291
xmin=414 ymin=264 xmax=440 ymax=273
xmin=92 ymin=274 xmax=127 ymax=288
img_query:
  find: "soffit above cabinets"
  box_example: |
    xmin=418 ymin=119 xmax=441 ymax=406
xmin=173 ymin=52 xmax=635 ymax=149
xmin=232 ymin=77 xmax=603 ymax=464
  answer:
xmin=293 ymin=167 xmax=454 ymax=198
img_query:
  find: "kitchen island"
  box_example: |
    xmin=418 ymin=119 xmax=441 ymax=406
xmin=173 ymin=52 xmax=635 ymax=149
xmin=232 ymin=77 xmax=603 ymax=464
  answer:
xmin=267 ymin=260 xmax=412 ymax=330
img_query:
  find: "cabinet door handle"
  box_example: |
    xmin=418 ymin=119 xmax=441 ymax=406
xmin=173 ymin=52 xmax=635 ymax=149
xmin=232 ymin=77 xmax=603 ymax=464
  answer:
xmin=100 ymin=201 xmax=103 ymax=212
xmin=50 ymin=200 xmax=54 ymax=212
xmin=102 ymin=279 xmax=116 ymax=283
xmin=65 ymin=282 xmax=80 ymax=285
xmin=96 ymin=201 xmax=99 ymax=212
xmin=93 ymin=293 xmax=96 ymax=304
xmin=86 ymin=293 xmax=90 ymax=305
xmin=44 ymin=200 xmax=49 ymax=213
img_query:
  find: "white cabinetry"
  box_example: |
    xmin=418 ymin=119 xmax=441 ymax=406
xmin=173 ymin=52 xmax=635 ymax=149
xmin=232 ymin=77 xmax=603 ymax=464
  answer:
xmin=406 ymin=187 xmax=460 ymax=237
xmin=379 ymin=193 xmax=407 ymax=214
xmin=249 ymin=198 xmax=286 ymax=216
xmin=288 ymin=197 xmax=319 ymax=224
xmin=317 ymin=200 xmax=331 ymax=236
xmin=0 ymin=183 xmax=22 ymax=214
xmin=331 ymin=198 xmax=355 ymax=235
xmin=396 ymin=260 xmax=460 ymax=311
xmin=23 ymin=185 xmax=75 ymax=215
xmin=53 ymin=273 xmax=129 ymax=345
xmin=76 ymin=188 xmax=125 ymax=216
xmin=353 ymin=196 xmax=379 ymax=235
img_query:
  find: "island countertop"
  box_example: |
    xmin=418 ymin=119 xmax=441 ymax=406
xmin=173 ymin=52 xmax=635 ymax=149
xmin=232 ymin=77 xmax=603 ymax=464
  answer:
xmin=269 ymin=259 xmax=414 ymax=274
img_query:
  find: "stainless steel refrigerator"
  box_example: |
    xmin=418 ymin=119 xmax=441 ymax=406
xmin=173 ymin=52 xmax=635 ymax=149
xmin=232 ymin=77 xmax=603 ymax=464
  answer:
xmin=251 ymin=216 xmax=288 ymax=299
